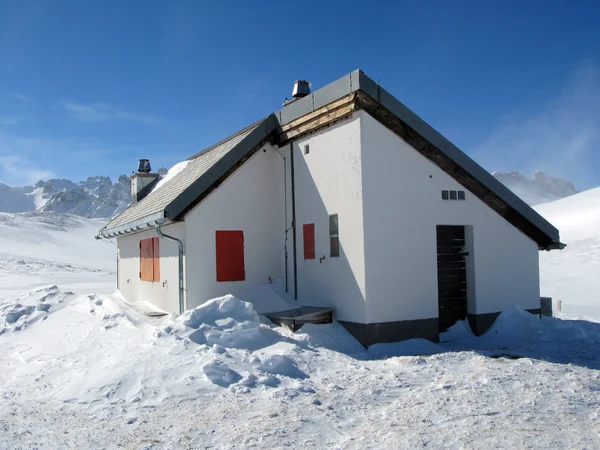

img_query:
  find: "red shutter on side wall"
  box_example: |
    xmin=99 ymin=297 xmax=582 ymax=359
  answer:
xmin=152 ymin=237 xmax=160 ymax=282
xmin=216 ymin=230 xmax=245 ymax=282
xmin=303 ymin=224 xmax=315 ymax=260
xmin=140 ymin=238 xmax=154 ymax=281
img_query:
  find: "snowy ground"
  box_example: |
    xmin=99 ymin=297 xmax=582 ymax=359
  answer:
xmin=0 ymin=212 xmax=115 ymax=298
xmin=536 ymin=187 xmax=600 ymax=318
xmin=1 ymin=286 xmax=600 ymax=448
xmin=1 ymin=207 xmax=600 ymax=448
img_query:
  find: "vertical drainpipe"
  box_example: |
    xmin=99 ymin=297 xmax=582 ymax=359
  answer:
xmin=155 ymin=222 xmax=185 ymax=314
xmin=290 ymin=141 xmax=298 ymax=300
xmin=273 ymin=147 xmax=291 ymax=293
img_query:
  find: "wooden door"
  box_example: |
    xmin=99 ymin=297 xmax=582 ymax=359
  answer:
xmin=436 ymin=225 xmax=468 ymax=332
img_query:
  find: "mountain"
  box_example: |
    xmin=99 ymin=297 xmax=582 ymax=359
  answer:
xmin=0 ymin=168 xmax=167 ymax=219
xmin=493 ymin=170 xmax=579 ymax=205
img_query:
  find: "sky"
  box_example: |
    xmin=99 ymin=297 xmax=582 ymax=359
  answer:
xmin=0 ymin=0 xmax=599 ymax=189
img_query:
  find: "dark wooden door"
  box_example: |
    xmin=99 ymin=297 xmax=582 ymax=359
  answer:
xmin=436 ymin=225 xmax=468 ymax=333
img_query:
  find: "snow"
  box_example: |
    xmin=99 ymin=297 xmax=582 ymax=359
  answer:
xmin=1 ymin=184 xmax=600 ymax=447
xmin=0 ymin=212 xmax=115 ymax=298
xmin=151 ymin=159 xmax=191 ymax=193
xmin=1 ymin=284 xmax=600 ymax=448
xmin=536 ymin=187 xmax=600 ymax=318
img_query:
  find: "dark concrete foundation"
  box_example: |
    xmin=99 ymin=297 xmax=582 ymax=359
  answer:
xmin=339 ymin=318 xmax=440 ymax=348
xmin=340 ymin=309 xmax=542 ymax=347
xmin=468 ymin=308 xmax=541 ymax=336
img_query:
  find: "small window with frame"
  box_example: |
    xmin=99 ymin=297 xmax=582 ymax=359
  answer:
xmin=441 ymin=190 xmax=449 ymax=200
xmin=449 ymin=190 xmax=458 ymax=200
xmin=457 ymin=190 xmax=465 ymax=200
xmin=329 ymin=214 xmax=339 ymax=257
xmin=304 ymin=144 xmax=310 ymax=155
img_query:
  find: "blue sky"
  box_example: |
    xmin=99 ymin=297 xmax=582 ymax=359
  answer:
xmin=1 ymin=0 xmax=599 ymax=189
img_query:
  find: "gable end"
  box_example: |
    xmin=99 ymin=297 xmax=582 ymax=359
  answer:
xmin=354 ymin=90 xmax=560 ymax=249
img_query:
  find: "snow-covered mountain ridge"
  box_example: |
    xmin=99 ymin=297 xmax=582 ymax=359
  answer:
xmin=493 ymin=170 xmax=578 ymax=205
xmin=0 ymin=168 xmax=167 ymax=218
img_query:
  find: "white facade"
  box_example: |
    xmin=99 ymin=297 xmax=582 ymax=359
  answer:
xmin=114 ymin=110 xmax=542 ymax=339
xmin=286 ymin=116 xmax=368 ymax=323
xmin=117 ymin=222 xmax=185 ymax=313
xmin=183 ymin=144 xmax=285 ymax=309
xmin=359 ymin=111 xmax=540 ymax=324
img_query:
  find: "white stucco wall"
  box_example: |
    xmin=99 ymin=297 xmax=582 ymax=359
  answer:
xmin=292 ymin=115 xmax=367 ymax=323
xmin=183 ymin=144 xmax=286 ymax=309
xmin=117 ymin=222 xmax=185 ymax=313
xmin=360 ymin=111 xmax=540 ymax=324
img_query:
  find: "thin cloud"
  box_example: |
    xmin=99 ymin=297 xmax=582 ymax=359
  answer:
xmin=471 ymin=61 xmax=600 ymax=189
xmin=9 ymin=92 xmax=33 ymax=102
xmin=0 ymin=155 xmax=55 ymax=185
xmin=64 ymin=101 xmax=163 ymax=125
xmin=0 ymin=115 xmax=22 ymax=125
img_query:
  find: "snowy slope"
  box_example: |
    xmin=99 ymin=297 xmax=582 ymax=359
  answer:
xmin=536 ymin=187 xmax=600 ymax=318
xmin=0 ymin=212 xmax=115 ymax=297
xmin=493 ymin=170 xmax=579 ymax=205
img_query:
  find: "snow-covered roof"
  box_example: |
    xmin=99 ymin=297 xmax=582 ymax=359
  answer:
xmin=100 ymin=119 xmax=274 ymax=236
xmin=99 ymin=70 xmax=562 ymax=249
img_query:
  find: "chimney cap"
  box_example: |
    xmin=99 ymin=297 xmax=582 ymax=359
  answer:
xmin=292 ymin=80 xmax=311 ymax=98
xmin=137 ymin=159 xmax=152 ymax=173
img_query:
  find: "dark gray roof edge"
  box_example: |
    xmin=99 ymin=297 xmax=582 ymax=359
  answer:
xmin=275 ymin=70 xmax=362 ymax=125
xmin=355 ymin=71 xmax=561 ymax=246
xmin=165 ymin=114 xmax=279 ymax=220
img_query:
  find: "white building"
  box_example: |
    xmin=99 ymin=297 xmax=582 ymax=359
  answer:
xmin=97 ymin=70 xmax=563 ymax=346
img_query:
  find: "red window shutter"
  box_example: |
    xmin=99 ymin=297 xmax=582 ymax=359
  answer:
xmin=303 ymin=224 xmax=315 ymax=260
xmin=140 ymin=238 xmax=154 ymax=281
xmin=216 ymin=230 xmax=245 ymax=282
xmin=152 ymin=237 xmax=160 ymax=282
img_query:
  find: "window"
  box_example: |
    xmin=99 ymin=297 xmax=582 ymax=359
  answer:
xmin=304 ymin=144 xmax=310 ymax=155
xmin=329 ymin=214 xmax=339 ymax=257
xmin=140 ymin=237 xmax=160 ymax=282
xmin=303 ymin=224 xmax=315 ymax=260
xmin=216 ymin=230 xmax=245 ymax=282
xmin=442 ymin=190 xmax=466 ymax=201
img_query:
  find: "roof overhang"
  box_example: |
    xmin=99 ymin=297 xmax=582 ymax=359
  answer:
xmin=96 ymin=211 xmax=166 ymax=239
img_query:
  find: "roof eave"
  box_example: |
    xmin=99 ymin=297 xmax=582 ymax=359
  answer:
xmin=97 ymin=211 xmax=166 ymax=239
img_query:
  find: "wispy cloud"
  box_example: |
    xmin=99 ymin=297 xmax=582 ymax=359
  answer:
xmin=471 ymin=61 xmax=600 ymax=189
xmin=0 ymin=115 xmax=22 ymax=125
xmin=64 ymin=101 xmax=163 ymax=125
xmin=0 ymin=155 xmax=55 ymax=185
xmin=9 ymin=92 xmax=33 ymax=102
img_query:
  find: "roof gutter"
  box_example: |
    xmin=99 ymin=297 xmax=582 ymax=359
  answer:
xmin=155 ymin=220 xmax=185 ymax=315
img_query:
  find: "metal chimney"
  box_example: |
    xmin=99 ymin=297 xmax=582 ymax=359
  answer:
xmin=137 ymin=159 xmax=152 ymax=173
xmin=292 ymin=80 xmax=311 ymax=98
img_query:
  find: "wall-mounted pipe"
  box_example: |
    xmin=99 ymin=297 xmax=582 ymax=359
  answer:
xmin=290 ymin=141 xmax=298 ymax=300
xmin=272 ymin=147 xmax=292 ymax=293
xmin=155 ymin=222 xmax=185 ymax=314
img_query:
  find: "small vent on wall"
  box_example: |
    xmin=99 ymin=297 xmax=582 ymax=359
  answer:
xmin=304 ymin=144 xmax=310 ymax=155
xmin=442 ymin=190 xmax=466 ymax=200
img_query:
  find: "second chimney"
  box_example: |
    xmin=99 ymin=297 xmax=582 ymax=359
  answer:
xmin=131 ymin=159 xmax=159 ymax=204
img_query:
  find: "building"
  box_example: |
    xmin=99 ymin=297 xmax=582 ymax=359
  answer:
xmin=97 ymin=70 xmax=563 ymax=347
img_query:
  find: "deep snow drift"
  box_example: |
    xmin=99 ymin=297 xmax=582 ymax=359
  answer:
xmin=1 ymin=286 xmax=599 ymax=448
xmin=536 ymin=187 xmax=600 ymax=318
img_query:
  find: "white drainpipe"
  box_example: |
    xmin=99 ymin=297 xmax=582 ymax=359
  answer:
xmin=155 ymin=221 xmax=185 ymax=314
